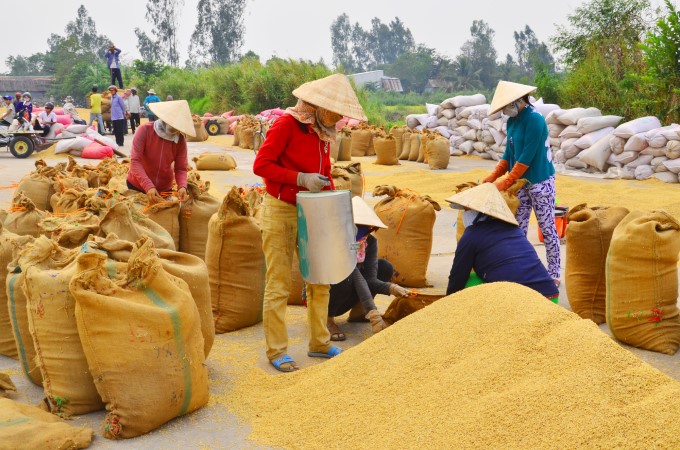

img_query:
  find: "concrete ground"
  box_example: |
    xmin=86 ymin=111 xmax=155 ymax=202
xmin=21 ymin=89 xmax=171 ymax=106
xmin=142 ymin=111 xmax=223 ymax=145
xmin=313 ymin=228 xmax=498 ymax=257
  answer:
xmin=1 ymin=134 xmax=679 ymax=449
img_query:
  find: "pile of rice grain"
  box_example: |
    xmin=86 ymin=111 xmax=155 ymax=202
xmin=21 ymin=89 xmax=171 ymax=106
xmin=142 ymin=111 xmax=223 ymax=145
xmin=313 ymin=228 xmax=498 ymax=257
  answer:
xmin=223 ymin=282 xmax=680 ymax=449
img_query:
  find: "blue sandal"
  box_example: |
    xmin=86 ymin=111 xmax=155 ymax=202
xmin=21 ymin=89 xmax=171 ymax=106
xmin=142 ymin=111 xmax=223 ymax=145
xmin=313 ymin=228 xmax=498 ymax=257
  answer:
xmin=308 ymin=346 xmax=342 ymax=359
xmin=271 ymin=355 xmax=299 ymax=372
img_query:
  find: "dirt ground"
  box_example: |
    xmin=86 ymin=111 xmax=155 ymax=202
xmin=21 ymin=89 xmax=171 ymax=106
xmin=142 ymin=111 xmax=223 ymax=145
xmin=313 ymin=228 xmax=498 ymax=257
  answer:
xmin=1 ymin=132 xmax=679 ymax=449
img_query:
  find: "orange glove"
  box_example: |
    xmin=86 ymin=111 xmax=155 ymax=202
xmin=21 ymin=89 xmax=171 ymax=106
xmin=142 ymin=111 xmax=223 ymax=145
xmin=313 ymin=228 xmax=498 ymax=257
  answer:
xmin=495 ymin=163 xmax=529 ymax=191
xmin=483 ymin=159 xmax=509 ymax=183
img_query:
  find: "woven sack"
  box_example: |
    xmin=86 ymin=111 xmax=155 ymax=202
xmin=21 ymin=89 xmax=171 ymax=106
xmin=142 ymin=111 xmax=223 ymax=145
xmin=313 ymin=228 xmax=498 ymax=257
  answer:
xmin=350 ymin=128 xmax=372 ymax=157
xmin=100 ymin=202 xmax=175 ymax=250
xmin=408 ymin=133 xmax=421 ymax=161
xmin=565 ymin=205 xmax=629 ymax=324
xmin=428 ymin=135 xmax=450 ymax=169
xmin=333 ymin=162 xmax=363 ymax=198
xmin=382 ymin=293 xmax=444 ymax=325
xmin=5 ymin=193 xmax=46 ymax=238
xmin=179 ymin=182 xmax=221 ymax=260
xmin=331 ymin=167 xmax=352 ymax=192
xmin=0 ymin=398 xmax=93 ymax=449
xmin=373 ymin=186 xmax=441 ymax=287
xmin=39 ymin=211 xmax=100 ymax=249
xmin=70 ymin=238 xmax=209 ymax=438
xmin=399 ymin=130 xmax=412 ymax=160
xmin=193 ymin=153 xmax=237 ymax=170
xmin=389 ymin=126 xmax=407 ymax=158
xmin=606 ymin=210 xmax=680 ymax=355
xmin=206 ymin=188 xmax=265 ymax=333
xmin=374 ymin=136 xmax=399 ymax=166
xmin=184 ymin=115 xmax=209 ymax=142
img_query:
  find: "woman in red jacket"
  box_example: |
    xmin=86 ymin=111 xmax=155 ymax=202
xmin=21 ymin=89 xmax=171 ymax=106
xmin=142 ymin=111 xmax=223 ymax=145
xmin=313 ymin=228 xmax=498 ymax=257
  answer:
xmin=253 ymin=74 xmax=366 ymax=372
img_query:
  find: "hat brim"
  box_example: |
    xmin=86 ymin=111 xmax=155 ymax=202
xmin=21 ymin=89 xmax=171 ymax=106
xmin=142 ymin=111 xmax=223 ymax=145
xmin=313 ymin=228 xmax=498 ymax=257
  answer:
xmin=293 ymin=73 xmax=367 ymax=121
xmin=445 ymin=183 xmax=519 ymax=226
xmin=148 ymin=100 xmax=196 ymax=137
xmin=488 ymin=81 xmax=537 ymax=115
xmin=352 ymin=197 xmax=387 ymax=229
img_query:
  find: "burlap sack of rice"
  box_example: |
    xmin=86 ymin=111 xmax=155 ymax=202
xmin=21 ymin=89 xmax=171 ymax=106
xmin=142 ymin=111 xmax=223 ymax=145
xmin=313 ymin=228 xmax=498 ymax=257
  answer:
xmin=85 ymin=233 xmax=215 ymax=358
xmin=15 ymin=160 xmax=61 ymax=211
xmin=206 ymin=188 xmax=265 ymax=333
xmin=408 ymin=132 xmax=421 ymax=161
xmin=333 ymin=161 xmax=363 ymax=198
xmin=238 ymin=186 xmax=265 ymax=224
xmin=179 ymin=182 xmax=221 ymax=261
xmin=5 ymin=193 xmax=46 ymax=238
xmin=373 ymin=185 xmax=441 ymax=287
xmin=389 ymin=125 xmax=407 ymax=158
xmin=0 ymin=224 xmax=33 ymax=359
xmin=330 ymin=167 xmax=352 ymax=192
xmin=606 ymin=210 xmax=680 ymax=354
xmin=39 ymin=211 xmax=100 ymax=249
xmin=18 ymin=237 xmax=105 ymax=416
xmin=100 ymin=201 xmax=175 ymax=250
xmin=428 ymin=135 xmax=450 ymax=170
xmin=0 ymin=398 xmax=93 ymax=449
xmin=399 ymin=130 xmax=412 ymax=160
xmin=331 ymin=131 xmax=352 ymax=162
xmin=565 ymin=204 xmax=629 ymax=324
xmin=382 ymin=293 xmax=444 ymax=325
xmin=351 ymin=128 xmax=372 ymax=157
xmin=453 ymin=180 xmax=526 ymax=242
xmin=417 ymin=134 xmax=430 ymax=163
xmin=193 ymin=153 xmax=237 ymax=170
xmin=241 ymin=127 xmax=255 ymax=149
xmin=374 ymin=135 xmax=399 ymax=166
xmin=138 ymin=197 xmax=181 ymax=250
xmin=6 ymin=266 xmax=41 ymax=385
xmin=0 ymin=373 xmax=15 ymax=396
xmin=69 ymin=238 xmax=209 ymax=439
xmin=232 ymin=123 xmax=241 ymax=146
xmin=49 ymin=188 xmax=88 ymax=214
xmin=185 ymin=115 xmax=209 ymax=142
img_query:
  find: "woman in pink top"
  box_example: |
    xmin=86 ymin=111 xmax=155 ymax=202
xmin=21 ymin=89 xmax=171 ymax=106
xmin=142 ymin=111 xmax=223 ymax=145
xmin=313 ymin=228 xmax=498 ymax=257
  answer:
xmin=126 ymin=100 xmax=196 ymax=204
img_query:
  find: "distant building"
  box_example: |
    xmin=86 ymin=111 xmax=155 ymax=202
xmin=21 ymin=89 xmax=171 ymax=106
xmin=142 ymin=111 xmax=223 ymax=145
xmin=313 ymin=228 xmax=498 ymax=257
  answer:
xmin=423 ymin=79 xmax=454 ymax=94
xmin=0 ymin=76 xmax=54 ymax=102
xmin=349 ymin=70 xmax=403 ymax=93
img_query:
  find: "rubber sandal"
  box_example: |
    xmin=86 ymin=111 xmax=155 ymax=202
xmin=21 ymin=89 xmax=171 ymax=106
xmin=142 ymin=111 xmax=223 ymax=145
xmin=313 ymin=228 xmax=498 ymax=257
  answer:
xmin=271 ymin=355 xmax=299 ymax=372
xmin=308 ymin=346 xmax=342 ymax=359
xmin=327 ymin=319 xmax=346 ymax=341
xmin=330 ymin=332 xmax=346 ymax=342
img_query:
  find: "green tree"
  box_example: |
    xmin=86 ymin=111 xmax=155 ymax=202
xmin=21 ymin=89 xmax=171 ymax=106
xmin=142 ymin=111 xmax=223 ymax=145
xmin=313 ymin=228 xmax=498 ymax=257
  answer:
xmin=65 ymin=5 xmax=110 ymax=61
xmin=551 ymin=0 xmax=652 ymax=69
xmin=388 ymin=46 xmax=436 ymax=93
xmin=330 ymin=14 xmax=357 ymax=72
xmin=5 ymin=54 xmax=47 ymax=75
xmin=137 ymin=0 xmax=185 ymax=66
xmin=187 ymin=0 xmax=247 ymax=67
xmin=459 ymin=20 xmax=498 ymax=89
xmin=449 ymin=55 xmax=483 ymax=91
xmin=513 ymin=25 xmax=554 ymax=79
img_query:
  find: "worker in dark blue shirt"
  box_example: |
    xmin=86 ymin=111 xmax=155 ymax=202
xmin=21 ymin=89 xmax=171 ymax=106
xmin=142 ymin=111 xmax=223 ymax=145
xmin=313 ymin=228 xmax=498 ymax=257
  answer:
xmin=445 ymin=183 xmax=559 ymax=302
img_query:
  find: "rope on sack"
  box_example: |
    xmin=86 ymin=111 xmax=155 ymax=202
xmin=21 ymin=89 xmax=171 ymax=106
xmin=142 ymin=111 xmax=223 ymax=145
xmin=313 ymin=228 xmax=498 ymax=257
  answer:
xmin=142 ymin=191 xmax=179 ymax=214
xmin=0 ymin=183 xmax=18 ymax=190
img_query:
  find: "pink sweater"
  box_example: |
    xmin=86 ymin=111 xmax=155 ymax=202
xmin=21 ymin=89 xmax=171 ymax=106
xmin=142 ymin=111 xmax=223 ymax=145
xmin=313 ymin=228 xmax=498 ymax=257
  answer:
xmin=127 ymin=122 xmax=188 ymax=193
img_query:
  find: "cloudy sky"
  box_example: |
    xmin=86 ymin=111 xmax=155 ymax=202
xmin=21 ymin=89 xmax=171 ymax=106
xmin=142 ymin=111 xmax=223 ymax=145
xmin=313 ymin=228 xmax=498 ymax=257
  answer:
xmin=0 ymin=0 xmax=663 ymax=72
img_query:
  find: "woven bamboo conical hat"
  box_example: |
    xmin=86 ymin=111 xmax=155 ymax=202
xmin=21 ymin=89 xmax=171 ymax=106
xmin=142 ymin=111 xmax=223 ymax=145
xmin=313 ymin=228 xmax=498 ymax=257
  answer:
xmin=352 ymin=197 xmax=386 ymax=228
xmin=489 ymin=80 xmax=537 ymax=115
xmin=292 ymin=74 xmax=367 ymax=121
xmin=148 ymin=100 xmax=196 ymax=137
xmin=445 ymin=183 xmax=518 ymax=226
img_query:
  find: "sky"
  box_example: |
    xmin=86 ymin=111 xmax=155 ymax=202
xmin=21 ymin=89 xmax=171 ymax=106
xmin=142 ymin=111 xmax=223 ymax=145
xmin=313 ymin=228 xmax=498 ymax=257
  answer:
xmin=0 ymin=0 xmax=665 ymax=73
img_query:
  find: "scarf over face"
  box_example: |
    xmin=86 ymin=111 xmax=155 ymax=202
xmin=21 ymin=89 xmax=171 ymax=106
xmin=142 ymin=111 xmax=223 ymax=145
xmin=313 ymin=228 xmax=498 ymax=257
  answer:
xmin=285 ymin=99 xmax=337 ymax=143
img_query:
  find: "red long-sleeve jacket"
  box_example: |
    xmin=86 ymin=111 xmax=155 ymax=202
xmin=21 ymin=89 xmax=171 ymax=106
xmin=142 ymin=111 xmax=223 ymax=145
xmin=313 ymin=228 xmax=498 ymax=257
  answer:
xmin=253 ymin=114 xmax=334 ymax=205
xmin=127 ymin=122 xmax=188 ymax=193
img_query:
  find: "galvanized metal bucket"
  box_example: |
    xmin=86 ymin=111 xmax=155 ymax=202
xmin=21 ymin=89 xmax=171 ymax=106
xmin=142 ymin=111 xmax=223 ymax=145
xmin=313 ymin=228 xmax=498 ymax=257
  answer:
xmin=296 ymin=190 xmax=357 ymax=284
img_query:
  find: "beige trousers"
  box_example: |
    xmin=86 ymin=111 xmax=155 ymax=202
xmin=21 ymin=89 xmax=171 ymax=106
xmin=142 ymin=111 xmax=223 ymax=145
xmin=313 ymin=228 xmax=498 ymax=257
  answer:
xmin=261 ymin=195 xmax=332 ymax=361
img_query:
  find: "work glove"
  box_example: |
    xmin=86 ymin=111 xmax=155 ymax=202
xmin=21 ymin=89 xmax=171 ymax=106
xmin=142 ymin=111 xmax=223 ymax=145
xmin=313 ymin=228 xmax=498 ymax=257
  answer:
xmin=495 ymin=163 xmax=529 ymax=191
xmin=483 ymin=159 xmax=509 ymax=183
xmin=366 ymin=309 xmax=388 ymax=334
xmin=389 ymin=283 xmax=410 ymax=298
xmin=297 ymin=173 xmax=330 ymax=193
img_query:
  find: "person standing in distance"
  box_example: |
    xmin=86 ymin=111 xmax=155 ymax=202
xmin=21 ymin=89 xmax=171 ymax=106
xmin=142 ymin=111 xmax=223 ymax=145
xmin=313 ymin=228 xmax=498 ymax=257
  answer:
xmin=126 ymin=88 xmax=141 ymax=133
xmin=88 ymin=87 xmax=105 ymax=134
xmin=105 ymin=43 xmax=123 ymax=88
xmin=108 ymin=85 xmax=127 ymax=147
xmin=144 ymin=89 xmax=161 ymax=122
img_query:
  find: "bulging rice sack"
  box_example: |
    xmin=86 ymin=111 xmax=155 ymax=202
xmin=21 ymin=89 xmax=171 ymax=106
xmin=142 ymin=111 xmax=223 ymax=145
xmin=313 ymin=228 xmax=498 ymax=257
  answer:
xmin=100 ymin=201 xmax=175 ymax=250
xmin=179 ymin=182 xmax=221 ymax=261
xmin=350 ymin=128 xmax=372 ymax=157
xmin=408 ymin=133 xmax=421 ymax=161
xmin=373 ymin=135 xmax=399 ymax=166
xmin=0 ymin=398 xmax=93 ymax=449
xmin=15 ymin=160 xmax=60 ymax=211
xmin=330 ymin=167 xmax=352 ymax=192
xmin=373 ymin=186 xmax=441 ymax=287
xmin=39 ymin=211 xmax=100 ymax=249
xmin=382 ymin=293 xmax=445 ymax=325
xmin=606 ymin=210 xmax=680 ymax=354
xmin=185 ymin=115 xmax=209 ymax=142
xmin=565 ymin=205 xmax=629 ymax=324
xmin=4 ymin=193 xmax=46 ymax=238
xmin=333 ymin=161 xmax=363 ymax=198
xmin=192 ymin=153 xmax=237 ymax=170
xmin=206 ymin=188 xmax=265 ymax=333
xmin=399 ymin=130 xmax=412 ymax=160
xmin=21 ymin=237 xmax=105 ymax=416
xmin=428 ymin=135 xmax=450 ymax=169
xmin=69 ymin=238 xmax=209 ymax=439
xmin=6 ymin=266 xmax=41 ymax=385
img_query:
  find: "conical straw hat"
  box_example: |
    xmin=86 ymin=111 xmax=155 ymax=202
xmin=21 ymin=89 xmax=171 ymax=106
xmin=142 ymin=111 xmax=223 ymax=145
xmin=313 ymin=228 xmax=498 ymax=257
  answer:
xmin=488 ymin=80 xmax=537 ymax=115
xmin=352 ymin=197 xmax=387 ymax=228
xmin=445 ymin=183 xmax=518 ymax=226
xmin=292 ymin=73 xmax=367 ymax=121
xmin=148 ymin=100 xmax=196 ymax=137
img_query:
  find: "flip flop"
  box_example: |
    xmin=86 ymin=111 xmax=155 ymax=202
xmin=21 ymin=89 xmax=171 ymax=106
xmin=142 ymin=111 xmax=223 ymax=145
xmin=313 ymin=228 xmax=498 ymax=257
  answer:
xmin=327 ymin=319 xmax=346 ymax=341
xmin=271 ymin=355 xmax=299 ymax=372
xmin=308 ymin=346 xmax=342 ymax=359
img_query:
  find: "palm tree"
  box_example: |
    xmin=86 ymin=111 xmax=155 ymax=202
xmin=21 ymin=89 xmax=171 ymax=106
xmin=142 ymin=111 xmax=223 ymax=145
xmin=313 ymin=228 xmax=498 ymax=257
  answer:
xmin=451 ymin=56 xmax=482 ymax=91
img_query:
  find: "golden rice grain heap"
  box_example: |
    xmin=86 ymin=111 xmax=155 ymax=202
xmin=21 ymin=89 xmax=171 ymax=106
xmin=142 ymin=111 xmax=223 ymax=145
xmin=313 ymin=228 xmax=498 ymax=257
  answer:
xmin=223 ymin=282 xmax=680 ymax=449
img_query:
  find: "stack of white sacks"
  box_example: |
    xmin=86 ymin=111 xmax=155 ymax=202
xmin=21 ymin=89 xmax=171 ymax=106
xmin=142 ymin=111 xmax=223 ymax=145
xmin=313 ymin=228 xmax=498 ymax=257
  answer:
xmin=405 ymin=94 xmax=557 ymax=161
xmin=406 ymin=94 xmax=680 ymax=183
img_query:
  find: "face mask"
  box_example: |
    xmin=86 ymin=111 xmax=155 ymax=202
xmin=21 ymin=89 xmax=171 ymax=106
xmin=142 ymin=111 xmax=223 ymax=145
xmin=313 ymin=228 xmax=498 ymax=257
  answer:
xmin=462 ymin=210 xmax=480 ymax=228
xmin=503 ymin=101 xmax=521 ymax=117
xmin=316 ymin=108 xmax=342 ymax=128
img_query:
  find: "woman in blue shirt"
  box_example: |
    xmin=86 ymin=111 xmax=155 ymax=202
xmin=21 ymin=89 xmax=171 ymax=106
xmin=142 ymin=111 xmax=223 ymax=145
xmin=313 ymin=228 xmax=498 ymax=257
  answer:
xmin=484 ymin=81 xmax=561 ymax=286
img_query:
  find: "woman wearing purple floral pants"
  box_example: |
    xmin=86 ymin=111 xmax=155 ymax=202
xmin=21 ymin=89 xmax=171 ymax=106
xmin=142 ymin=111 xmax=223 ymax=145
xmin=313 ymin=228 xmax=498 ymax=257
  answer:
xmin=484 ymin=81 xmax=561 ymax=285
